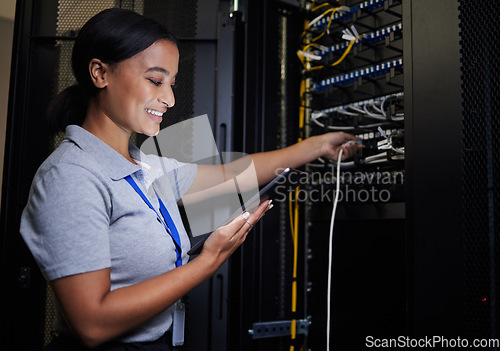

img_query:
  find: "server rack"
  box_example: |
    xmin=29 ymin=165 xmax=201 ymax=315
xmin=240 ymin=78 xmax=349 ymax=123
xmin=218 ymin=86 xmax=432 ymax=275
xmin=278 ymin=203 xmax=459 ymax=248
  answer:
xmin=272 ymin=1 xmax=402 ymax=350
xmin=218 ymin=1 xmax=405 ymax=350
xmin=234 ymin=0 xmax=496 ymax=350
xmin=2 ymin=0 xmax=500 ymax=350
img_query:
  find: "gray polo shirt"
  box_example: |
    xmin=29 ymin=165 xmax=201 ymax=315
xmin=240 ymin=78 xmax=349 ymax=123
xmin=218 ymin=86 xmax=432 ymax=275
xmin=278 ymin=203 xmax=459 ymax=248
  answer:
xmin=20 ymin=125 xmax=197 ymax=343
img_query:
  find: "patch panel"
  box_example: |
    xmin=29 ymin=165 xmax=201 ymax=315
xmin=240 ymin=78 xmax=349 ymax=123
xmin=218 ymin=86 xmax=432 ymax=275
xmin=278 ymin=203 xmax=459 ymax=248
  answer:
xmin=314 ymin=92 xmax=403 ymax=115
xmin=313 ymin=22 xmax=402 ymax=56
xmin=311 ymin=0 xmax=389 ymax=30
xmin=313 ymin=58 xmax=403 ymax=91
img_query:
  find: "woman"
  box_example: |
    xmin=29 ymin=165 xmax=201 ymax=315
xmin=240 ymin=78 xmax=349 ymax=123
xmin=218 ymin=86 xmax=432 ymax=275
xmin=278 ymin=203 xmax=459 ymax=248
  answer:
xmin=20 ymin=8 xmax=360 ymax=350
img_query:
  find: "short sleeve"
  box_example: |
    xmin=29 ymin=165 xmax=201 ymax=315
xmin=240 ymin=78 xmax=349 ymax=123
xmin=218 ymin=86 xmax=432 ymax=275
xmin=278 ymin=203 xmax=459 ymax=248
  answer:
xmin=20 ymin=163 xmax=112 ymax=281
xmin=168 ymin=160 xmax=198 ymax=201
xmin=159 ymin=158 xmax=198 ymax=201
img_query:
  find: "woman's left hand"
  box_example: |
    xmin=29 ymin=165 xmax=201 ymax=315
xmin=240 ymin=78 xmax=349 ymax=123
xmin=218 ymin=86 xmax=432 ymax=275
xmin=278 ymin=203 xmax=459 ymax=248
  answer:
xmin=319 ymin=132 xmax=363 ymax=162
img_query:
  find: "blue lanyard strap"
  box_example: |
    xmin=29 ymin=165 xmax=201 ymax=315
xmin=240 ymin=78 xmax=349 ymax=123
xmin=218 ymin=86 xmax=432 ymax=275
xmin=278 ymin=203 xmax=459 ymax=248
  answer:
xmin=125 ymin=175 xmax=183 ymax=267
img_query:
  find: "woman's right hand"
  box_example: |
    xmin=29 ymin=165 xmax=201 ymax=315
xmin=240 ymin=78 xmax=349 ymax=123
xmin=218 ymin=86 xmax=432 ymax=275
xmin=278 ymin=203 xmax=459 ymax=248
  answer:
xmin=198 ymin=199 xmax=273 ymax=265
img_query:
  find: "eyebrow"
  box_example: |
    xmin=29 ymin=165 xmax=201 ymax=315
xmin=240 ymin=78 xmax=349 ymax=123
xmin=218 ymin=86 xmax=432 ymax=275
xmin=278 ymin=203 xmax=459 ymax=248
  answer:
xmin=145 ymin=67 xmax=177 ymax=79
xmin=146 ymin=67 xmax=169 ymax=75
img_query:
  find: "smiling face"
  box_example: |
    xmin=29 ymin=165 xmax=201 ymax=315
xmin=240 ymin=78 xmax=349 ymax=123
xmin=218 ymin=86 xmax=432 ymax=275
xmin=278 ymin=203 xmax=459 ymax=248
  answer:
xmin=89 ymin=39 xmax=179 ymax=137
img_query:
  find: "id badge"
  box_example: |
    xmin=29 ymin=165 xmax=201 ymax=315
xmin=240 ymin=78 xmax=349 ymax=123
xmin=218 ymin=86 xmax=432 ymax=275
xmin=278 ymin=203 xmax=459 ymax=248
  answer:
xmin=172 ymin=300 xmax=185 ymax=346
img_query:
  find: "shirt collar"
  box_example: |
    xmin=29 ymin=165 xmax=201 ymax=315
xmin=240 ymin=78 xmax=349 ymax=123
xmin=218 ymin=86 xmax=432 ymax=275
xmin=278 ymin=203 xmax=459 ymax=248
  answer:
xmin=64 ymin=125 xmax=143 ymax=180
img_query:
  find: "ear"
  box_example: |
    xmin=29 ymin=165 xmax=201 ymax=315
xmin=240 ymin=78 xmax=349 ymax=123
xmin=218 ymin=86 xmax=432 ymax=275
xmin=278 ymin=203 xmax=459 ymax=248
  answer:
xmin=89 ymin=59 xmax=109 ymax=89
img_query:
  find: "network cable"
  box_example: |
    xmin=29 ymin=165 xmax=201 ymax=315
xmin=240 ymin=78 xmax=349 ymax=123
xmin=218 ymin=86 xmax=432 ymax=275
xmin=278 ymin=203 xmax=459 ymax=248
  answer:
xmin=298 ymin=25 xmax=363 ymax=72
xmin=326 ymin=147 xmax=343 ymax=351
xmin=310 ymin=115 xmax=386 ymax=131
xmin=311 ymin=92 xmax=404 ymax=128
xmin=288 ymin=187 xmax=300 ymax=351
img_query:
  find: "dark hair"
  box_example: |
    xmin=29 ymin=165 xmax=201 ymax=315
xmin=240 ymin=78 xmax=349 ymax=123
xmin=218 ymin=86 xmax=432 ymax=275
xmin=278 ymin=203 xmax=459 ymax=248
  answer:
xmin=47 ymin=8 xmax=177 ymax=135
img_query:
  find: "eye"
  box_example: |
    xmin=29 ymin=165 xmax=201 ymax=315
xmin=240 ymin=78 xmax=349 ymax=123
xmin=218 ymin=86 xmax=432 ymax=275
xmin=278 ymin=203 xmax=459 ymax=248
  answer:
xmin=148 ymin=79 xmax=163 ymax=87
xmin=171 ymin=82 xmax=177 ymax=89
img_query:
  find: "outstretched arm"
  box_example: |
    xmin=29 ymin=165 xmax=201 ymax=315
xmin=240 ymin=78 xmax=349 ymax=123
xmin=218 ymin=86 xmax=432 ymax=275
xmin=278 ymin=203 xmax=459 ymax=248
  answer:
xmin=250 ymin=132 xmax=361 ymax=185
xmin=184 ymin=132 xmax=361 ymax=198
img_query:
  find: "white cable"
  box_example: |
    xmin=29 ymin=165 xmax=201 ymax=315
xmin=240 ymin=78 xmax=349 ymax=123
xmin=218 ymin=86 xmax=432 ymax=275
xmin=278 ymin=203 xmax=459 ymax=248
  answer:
xmin=298 ymin=50 xmax=323 ymax=61
xmin=380 ymin=96 xmax=389 ymax=115
xmin=378 ymin=128 xmax=405 ymax=155
xmin=371 ymin=100 xmax=385 ymax=116
xmin=311 ymin=115 xmax=385 ymax=130
xmin=380 ymin=96 xmax=406 ymax=121
xmin=365 ymin=152 xmax=388 ymax=162
xmin=317 ymin=92 xmax=404 ymax=115
xmin=347 ymin=104 xmax=365 ymax=114
xmin=309 ymin=6 xmax=350 ymax=28
xmin=315 ymin=92 xmax=405 ymax=121
xmin=336 ymin=108 xmax=359 ymax=116
xmin=308 ymin=11 xmax=328 ymax=27
xmin=362 ymin=104 xmax=386 ymax=120
xmin=327 ymin=147 xmax=343 ymax=351
xmin=391 ymin=146 xmax=405 ymax=154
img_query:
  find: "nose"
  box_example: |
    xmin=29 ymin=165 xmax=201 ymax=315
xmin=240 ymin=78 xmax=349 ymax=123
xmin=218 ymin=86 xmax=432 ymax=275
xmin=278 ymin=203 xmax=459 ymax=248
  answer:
xmin=158 ymin=85 xmax=175 ymax=108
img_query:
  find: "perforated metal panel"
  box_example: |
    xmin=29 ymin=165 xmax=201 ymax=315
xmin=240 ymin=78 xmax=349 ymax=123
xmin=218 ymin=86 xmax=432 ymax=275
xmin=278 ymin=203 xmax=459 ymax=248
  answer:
xmin=137 ymin=1 xmax=198 ymax=154
xmin=460 ymin=0 xmax=500 ymax=341
xmin=43 ymin=285 xmax=57 ymax=346
xmin=143 ymin=0 xmax=197 ymax=129
xmin=56 ymin=0 xmax=117 ymax=35
xmin=144 ymin=0 xmax=197 ymax=38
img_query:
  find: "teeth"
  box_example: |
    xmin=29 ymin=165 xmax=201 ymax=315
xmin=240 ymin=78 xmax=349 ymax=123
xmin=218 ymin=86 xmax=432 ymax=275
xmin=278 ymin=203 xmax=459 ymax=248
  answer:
xmin=146 ymin=109 xmax=163 ymax=117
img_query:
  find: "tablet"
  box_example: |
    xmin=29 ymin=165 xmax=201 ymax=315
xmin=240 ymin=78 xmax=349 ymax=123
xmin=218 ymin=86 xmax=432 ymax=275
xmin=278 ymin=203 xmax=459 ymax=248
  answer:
xmin=187 ymin=167 xmax=305 ymax=255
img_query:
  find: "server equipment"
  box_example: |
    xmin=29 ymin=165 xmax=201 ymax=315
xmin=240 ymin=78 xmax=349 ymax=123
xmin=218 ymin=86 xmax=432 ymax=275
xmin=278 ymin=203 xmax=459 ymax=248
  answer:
xmin=1 ymin=0 xmax=499 ymax=350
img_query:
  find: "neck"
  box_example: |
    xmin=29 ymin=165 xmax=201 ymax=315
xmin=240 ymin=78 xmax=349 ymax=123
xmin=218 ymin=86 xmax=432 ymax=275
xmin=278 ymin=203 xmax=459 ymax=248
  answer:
xmin=82 ymin=103 xmax=136 ymax=164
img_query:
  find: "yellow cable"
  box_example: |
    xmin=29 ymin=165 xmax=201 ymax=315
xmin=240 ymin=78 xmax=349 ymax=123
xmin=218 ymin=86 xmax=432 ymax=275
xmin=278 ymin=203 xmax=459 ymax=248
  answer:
xmin=288 ymin=193 xmax=296 ymax=349
xmin=308 ymin=64 xmax=325 ymax=71
xmin=299 ymin=79 xmax=306 ymax=141
xmin=289 ymin=192 xmax=294 ymax=238
xmin=326 ymin=7 xmax=338 ymax=31
xmin=302 ymin=42 xmax=323 ymax=52
xmin=291 ymin=203 xmax=302 ymax=341
xmin=302 ymin=38 xmax=358 ymax=72
xmin=311 ymin=2 xmax=330 ymax=12
xmin=309 ymin=6 xmax=340 ymax=30
xmin=290 ymin=9 xmax=320 ymax=348
xmin=296 ymin=42 xmax=324 ymax=68
xmin=311 ymin=31 xmax=325 ymax=42
xmin=293 ymin=187 xmax=299 ymax=279
xmin=298 ymin=6 xmax=361 ymax=72
xmin=317 ymin=7 xmax=334 ymax=20
xmin=296 ymin=51 xmax=305 ymax=69
xmin=329 ymin=39 xmax=356 ymax=67
xmin=291 ymin=318 xmax=297 ymax=340
xmin=289 ymin=187 xmax=300 ymax=347
xmin=301 ymin=17 xmax=310 ymax=40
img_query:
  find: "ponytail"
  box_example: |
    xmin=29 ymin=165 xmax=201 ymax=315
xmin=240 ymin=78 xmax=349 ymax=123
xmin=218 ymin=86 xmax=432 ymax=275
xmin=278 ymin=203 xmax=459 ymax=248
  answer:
xmin=46 ymin=84 xmax=88 ymax=136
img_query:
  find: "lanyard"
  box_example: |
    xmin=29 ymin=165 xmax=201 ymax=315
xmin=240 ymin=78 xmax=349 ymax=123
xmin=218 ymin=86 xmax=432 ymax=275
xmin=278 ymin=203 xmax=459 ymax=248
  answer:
xmin=124 ymin=175 xmax=183 ymax=267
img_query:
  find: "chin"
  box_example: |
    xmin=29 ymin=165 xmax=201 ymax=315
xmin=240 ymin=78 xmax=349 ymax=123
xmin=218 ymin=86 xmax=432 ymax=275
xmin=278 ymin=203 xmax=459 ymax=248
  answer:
xmin=141 ymin=126 xmax=160 ymax=137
